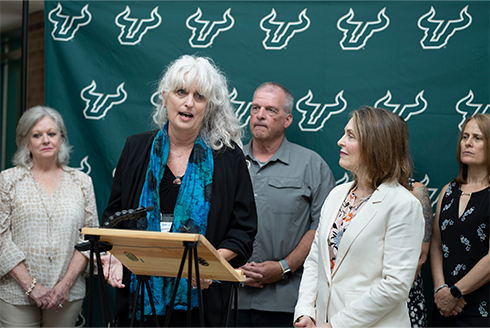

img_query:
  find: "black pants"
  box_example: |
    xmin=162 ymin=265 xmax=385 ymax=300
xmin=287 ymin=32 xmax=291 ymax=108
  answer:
xmin=235 ymin=309 xmax=294 ymax=327
xmin=431 ymin=308 xmax=490 ymax=327
xmin=116 ymin=308 xmax=202 ymax=327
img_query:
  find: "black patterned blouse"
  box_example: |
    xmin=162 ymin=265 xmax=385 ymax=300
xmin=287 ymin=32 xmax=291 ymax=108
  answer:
xmin=439 ymin=182 xmax=489 ymax=318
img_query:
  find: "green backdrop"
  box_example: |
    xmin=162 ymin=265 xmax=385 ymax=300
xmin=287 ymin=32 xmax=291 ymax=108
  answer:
xmin=43 ymin=0 xmax=489 ymax=325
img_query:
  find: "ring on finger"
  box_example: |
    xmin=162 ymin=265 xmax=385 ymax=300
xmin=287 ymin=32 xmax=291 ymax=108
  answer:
xmin=58 ymin=303 xmax=63 ymax=309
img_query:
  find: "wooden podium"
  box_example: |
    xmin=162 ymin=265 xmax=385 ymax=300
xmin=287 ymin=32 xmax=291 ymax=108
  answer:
xmin=82 ymin=228 xmax=245 ymax=327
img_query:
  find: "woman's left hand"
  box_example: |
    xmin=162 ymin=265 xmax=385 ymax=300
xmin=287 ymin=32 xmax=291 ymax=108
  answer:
xmin=47 ymin=281 xmax=70 ymax=311
xmin=294 ymin=315 xmax=316 ymax=328
xmin=434 ymin=287 xmax=466 ymax=316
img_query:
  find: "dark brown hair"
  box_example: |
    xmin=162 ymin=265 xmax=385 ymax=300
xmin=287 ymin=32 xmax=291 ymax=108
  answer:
xmin=454 ymin=114 xmax=490 ymax=185
xmin=351 ymin=106 xmax=412 ymax=190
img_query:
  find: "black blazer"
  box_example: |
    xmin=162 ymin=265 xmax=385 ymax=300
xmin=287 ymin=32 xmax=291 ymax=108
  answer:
xmin=103 ymin=129 xmax=257 ymax=326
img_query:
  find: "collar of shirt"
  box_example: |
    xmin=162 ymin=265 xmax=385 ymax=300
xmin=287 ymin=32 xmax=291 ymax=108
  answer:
xmin=244 ymin=137 xmax=292 ymax=167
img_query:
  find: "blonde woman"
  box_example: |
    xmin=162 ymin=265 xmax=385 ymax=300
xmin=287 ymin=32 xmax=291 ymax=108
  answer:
xmin=0 ymin=106 xmax=98 ymax=327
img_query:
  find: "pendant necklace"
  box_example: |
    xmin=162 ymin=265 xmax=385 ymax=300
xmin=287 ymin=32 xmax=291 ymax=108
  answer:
xmin=173 ymin=175 xmax=183 ymax=185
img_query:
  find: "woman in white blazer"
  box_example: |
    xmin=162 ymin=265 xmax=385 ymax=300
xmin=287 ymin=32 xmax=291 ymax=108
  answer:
xmin=294 ymin=107 xmax=425 ymax=328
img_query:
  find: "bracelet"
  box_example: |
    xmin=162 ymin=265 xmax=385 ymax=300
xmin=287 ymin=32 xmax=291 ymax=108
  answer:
xmin=434 ymin=283 xmax=448 ymax=295
xmin=25 ymin=278 xmax=37 ymax=297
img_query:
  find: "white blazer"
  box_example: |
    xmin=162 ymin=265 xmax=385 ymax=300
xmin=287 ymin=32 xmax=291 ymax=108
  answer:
xmin=294 ymin=182 xmax=424 ymax=328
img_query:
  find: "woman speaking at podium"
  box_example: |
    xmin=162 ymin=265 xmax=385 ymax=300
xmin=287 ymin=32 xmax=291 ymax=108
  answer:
xmin=102 ymin=55 xmax=257 ymax=327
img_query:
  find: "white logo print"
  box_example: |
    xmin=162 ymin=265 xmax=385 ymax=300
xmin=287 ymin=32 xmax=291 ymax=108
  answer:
xmin=374 ymin=91 xmax=428 ymax=121
xmin=186 ymin=8 xmax=234 ymax=48
xmin=419 ymin=174 xmax=439 ymax=210
xmin=296 ymin=90 xmax=347 ymax=132
xmin=75 ymin=156 xmax=91 ymax=175
xmin=150 ymin=91 xmax=162 ymax=125
xmin=337 ymin=7 xmax=389 ymax=50
xmin=456 ymin=91 xmax=490 ymax=130
xmin=115 ymin=6 xmax=162 ymax=45
xmin=229 ymin=88 xmax=252 ymax=129
xmin=418 ymin=6 xmax=472 ymax=49
xmin=260 ymin=8 xmax=310 ymax=50
xmin=336 ymin=172 xmax=351 ymax=186
xmin=81 ymin=81 xmax=127 ymax=120
xmin=48 ymin=3 xmax=92 ymax=41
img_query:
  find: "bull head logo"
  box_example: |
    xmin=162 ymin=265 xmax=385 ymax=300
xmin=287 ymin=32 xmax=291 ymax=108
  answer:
xmin=418 ymin=6 xmax=472 ymax=49
xmin=115 ymin=6 xmax=162 ymax=45
xmin=375 ymin=91 xmax=428 ymax=121
xmin=419 ymin=174 xmax=440 ymax=210
xmin=455 ymin=91 xmax=489 ymax=130
xmin=81 ymin=81 xmax=127 ymax=120
xmin=230 ymin=88 xmax=252 ymax=129
xmin=75 ymin=156 xmax=91 ymax=175
xmin=296 ymin=90 xmax=347 ymax=132
xmin=186 ymin=8 xmax=234 ymax=48
xmin=48 ymin=2 xmax=91 ymax=41
xmin=337 ymin=7 xmax=389 ymax=50
xmin=260 ymin=8 xmax=310 ymax=50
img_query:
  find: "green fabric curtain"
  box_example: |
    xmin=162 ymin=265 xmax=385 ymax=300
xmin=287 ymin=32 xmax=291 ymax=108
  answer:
xmin=44 ymin=0 xmax=488 ymax=222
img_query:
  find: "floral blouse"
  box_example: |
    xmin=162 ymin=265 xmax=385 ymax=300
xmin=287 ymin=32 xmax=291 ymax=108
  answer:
xmin=328 ymin=188 xmax=372 ymax=271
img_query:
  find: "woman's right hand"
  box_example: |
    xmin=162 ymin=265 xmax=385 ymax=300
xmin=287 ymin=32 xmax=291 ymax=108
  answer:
xmin=294 ymin=315 xmax=316 ymax=328
xmin=29 ymin=283 xmax=51 ymax=309
xmin=99 ymin=254 xmax=125 ymax=288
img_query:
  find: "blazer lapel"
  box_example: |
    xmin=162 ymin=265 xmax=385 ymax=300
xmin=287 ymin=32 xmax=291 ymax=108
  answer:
xmin=322 ymin=182 xmax=354 ymax=284
xmin=331 ymin=183 xmax=390 ymax=278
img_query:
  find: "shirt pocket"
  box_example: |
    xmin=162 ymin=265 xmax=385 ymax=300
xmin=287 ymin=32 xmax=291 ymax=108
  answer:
xmin=266 ymin=177 xmax=303 ymax=214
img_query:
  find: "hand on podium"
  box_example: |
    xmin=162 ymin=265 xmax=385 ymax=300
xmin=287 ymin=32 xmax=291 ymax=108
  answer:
xmin=97 ymin=253 xmax=125 ymax=288
xmin=191 ymin=278 xmax=213 ymax=290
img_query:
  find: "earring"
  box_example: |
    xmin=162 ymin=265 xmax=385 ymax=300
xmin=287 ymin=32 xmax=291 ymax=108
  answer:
xmin=25 ymin=145 xmax=32 ymax=158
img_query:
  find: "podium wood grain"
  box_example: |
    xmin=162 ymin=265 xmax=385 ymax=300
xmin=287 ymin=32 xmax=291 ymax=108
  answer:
xmin=82 ymin=228 xmax=245 ymax=282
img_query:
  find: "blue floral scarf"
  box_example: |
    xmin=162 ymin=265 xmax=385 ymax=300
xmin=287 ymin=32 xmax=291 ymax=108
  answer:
xmin=130 ymin=122 xmax=214 ymax=319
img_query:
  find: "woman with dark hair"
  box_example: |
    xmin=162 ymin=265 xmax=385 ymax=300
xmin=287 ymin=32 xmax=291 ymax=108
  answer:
xmin=101 ymin=55 xmax=257 ymax=327
xmin=430 ymin=114 xmax=490 ymax=327
xmin=294 ymin=106 xmax=424 ymax=328
xmin=0 ymin=106 xmax=98 ymax=327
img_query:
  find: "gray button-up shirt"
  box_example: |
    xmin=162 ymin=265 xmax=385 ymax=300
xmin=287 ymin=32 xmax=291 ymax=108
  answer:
xmin=239 ymin=137 xmax=335 ymax=313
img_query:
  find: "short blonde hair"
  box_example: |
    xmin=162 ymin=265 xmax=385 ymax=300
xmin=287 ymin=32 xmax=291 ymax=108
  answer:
xmin=12 ymin=106 xmax=72 ymax=167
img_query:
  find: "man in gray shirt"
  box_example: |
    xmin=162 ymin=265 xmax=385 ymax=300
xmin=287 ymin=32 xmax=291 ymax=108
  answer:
xmin=238 ymin=82 xmax=335 ymax=326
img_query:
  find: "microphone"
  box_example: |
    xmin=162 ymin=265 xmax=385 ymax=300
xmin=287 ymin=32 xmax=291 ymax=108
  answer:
xmin=102 ymin=206 xmax=154 ymax=228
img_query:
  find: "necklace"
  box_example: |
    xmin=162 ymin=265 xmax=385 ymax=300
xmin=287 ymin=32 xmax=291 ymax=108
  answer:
xmin=348 ymin=190 xmax=374 ymax=209
xmin=173 ymin=175 xmax=183 ymax=185
xmin=461 ymin=191 xmax=472 ymax=196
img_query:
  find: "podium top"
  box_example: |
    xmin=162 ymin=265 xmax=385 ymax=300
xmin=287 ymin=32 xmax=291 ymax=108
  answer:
xmin=82 ymin=228 xmax=245 ymax=282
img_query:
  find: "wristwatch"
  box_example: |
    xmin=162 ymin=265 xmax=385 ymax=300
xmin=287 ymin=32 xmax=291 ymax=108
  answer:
xmin=279 ymin=259 xmax=293 ymax=280
xmin=450 ymin=285 xmax=463 ymax=299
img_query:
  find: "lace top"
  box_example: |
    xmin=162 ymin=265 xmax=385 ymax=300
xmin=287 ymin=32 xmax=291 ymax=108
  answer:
xmin=0 ymin=166 xmax=99 ymax=305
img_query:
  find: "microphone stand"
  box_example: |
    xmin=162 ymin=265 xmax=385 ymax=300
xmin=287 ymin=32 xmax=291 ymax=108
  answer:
xmin=76 ymin=206 xmax=154 ymax=327
xmin=75 ymin=236 xmax=114 ymax=327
